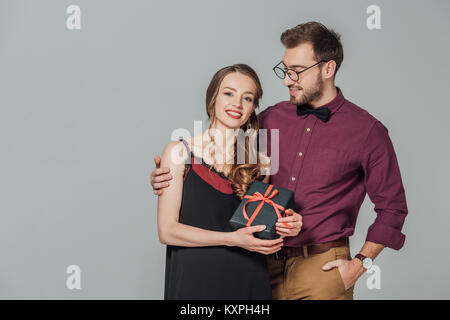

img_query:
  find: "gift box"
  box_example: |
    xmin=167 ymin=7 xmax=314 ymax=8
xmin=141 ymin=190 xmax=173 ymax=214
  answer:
xmin=229 ymin=180 xmax=295 ymax=239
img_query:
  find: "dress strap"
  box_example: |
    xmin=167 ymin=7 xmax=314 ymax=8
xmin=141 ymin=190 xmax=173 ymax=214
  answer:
xmin=179 ymin=139 xmax=193 ymax=179
xmin=179 ymin=139 xmax=191 ymax=158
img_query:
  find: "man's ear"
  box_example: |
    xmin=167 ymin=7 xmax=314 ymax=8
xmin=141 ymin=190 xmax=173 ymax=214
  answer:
xmin=323 ymin=60 xmax=337 ymax=79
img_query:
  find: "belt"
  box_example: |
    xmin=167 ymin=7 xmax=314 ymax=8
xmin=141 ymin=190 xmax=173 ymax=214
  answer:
xmin=269 ymin=237 xmax=349 ymax=260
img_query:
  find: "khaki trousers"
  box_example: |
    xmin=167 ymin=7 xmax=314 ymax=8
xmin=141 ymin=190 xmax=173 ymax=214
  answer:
xmin=267 ymin=245 xmax=355 ymax=300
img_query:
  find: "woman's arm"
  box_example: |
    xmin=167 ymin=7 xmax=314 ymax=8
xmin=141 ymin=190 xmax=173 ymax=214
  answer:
xmin=157 ymin=141 xmax=284 ymax=254
xmin=157 ymin=141 xmax=228 ymax=247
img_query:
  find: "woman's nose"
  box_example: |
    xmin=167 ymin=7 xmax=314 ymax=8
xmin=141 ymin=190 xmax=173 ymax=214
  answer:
xmin=232 ymin=97 xmax=242 ymax=108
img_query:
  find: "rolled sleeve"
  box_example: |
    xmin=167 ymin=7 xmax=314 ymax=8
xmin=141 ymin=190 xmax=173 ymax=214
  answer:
xmin=361 ymin=121 xmax=408 ymax=250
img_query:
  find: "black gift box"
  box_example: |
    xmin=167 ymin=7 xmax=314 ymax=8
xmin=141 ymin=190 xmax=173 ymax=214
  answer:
xmin=229 ymin=180 xmax=295 ymax=239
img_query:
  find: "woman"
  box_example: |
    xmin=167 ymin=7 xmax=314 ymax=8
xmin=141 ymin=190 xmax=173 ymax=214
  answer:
xmin=157 ymin=64 xmax=302 ymax=300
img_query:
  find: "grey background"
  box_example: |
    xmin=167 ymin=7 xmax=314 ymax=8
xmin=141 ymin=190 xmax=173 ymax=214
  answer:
xmin=0 ymin=0 xmax=449 ymax=299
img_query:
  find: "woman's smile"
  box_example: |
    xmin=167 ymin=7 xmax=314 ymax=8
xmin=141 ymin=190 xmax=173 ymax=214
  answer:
xmin=225 ymin=108 xmax=243 ymax=119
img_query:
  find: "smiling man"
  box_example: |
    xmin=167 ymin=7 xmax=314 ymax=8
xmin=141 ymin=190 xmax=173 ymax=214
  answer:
xmin=150 ymin=21 xmax=408 ymax=300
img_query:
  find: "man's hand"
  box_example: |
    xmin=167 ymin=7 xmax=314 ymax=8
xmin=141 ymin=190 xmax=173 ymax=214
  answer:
xmin=321 ymin=258 xmax=365 ymax=290
xmin=150 ymin=156 xmax=173 ymax=195
xmin=275 ymin=209 xmax=302 ymax=237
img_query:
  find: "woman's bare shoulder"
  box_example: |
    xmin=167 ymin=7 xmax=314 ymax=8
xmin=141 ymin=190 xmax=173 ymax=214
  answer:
xmin=161 ymin=140 xmax=189 ymax=173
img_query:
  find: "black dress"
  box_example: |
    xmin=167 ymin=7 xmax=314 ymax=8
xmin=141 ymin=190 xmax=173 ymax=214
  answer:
xmin=164 ymin=139 xmax=272 ymax=300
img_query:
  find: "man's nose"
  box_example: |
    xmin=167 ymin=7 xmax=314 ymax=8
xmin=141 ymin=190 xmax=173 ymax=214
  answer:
xmin=283 ymin=74 xmax=295 ymax=87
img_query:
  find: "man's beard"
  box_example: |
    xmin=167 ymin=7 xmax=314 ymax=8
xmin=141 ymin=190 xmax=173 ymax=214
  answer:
xmin=289 ymin=73 xmax=324 ymax=106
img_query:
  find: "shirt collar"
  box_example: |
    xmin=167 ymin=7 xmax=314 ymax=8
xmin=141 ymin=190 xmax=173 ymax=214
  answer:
xmin=319 ymin=87 xmax=345 ymax=115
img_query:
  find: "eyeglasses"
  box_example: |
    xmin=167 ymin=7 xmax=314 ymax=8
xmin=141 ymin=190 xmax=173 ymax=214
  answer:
xmin=273 ymin=60 xmax=328 ymax=82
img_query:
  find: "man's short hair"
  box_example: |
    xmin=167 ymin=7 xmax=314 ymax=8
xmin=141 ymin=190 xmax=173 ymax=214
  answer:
xmin=281 ymin=21 xmax=344 ymax=74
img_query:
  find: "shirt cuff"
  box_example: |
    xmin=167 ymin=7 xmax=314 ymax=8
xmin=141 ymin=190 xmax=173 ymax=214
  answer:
xmin=365 ymin=222 xmax=406 ymax=250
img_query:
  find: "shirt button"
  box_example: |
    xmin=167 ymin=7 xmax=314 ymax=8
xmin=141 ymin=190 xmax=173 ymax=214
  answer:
xmin=291 ymin=177 xmax=296 ymax=181
xmin=299 ymin=152 xmax=303 ymax=157
xmin=306 ymin=128 xmax=311 ymax=132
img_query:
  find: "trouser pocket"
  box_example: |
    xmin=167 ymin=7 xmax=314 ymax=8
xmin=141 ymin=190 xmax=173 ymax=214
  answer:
xmin=333 ymin=246 xmax=354 ymax=294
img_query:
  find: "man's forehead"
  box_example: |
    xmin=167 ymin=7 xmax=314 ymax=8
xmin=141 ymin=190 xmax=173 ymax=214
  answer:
xmin=283 ymin=44 xmax=315 ymax=67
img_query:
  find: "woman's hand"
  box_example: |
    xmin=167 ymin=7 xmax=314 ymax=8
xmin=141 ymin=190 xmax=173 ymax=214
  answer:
xmin=275 ymin=208 xmax=302 ymax=238
xmin=226 ymin=225 xmax=284 ymax=255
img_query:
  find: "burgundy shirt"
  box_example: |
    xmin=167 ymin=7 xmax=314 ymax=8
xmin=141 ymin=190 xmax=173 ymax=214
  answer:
xmin=259 ymin=88 xmax=408 ymax=250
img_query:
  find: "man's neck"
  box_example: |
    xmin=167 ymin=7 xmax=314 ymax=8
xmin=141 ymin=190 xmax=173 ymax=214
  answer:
xmin=310 ymin=85 xmax=338 ymax=109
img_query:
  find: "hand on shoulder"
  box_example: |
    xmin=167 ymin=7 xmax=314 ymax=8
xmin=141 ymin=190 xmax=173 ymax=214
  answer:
xmin=161 ymin=140 xmax=189 ymax=176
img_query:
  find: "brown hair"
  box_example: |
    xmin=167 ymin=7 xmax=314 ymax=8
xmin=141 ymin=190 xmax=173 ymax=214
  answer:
xmin=281 ymin=21 xmax=344 ymax=75
xmin=205 ymin=64 xmax=267 ymax=199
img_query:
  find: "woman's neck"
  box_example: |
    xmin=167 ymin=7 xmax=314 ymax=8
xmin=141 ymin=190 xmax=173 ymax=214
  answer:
xmin=203 ymin=122 xmax=236 ymax=167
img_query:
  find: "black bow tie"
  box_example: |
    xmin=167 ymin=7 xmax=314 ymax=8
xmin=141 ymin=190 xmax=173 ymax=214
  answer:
xmin=296 ymin=104 xmax=330 ymax=123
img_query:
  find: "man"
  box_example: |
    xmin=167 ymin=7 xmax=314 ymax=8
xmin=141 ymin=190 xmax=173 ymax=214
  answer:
xmin=150 ymin=21 xmax=408 ymax=300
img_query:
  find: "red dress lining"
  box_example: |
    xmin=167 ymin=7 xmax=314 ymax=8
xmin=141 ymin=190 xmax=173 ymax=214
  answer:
xmin=184 ymin=156 xmax=234 ymax=195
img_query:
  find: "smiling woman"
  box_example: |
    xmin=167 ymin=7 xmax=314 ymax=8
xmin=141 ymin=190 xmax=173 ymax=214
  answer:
xmin=203 ymin=65 xmax=266 ymax=198
xmin=156 ymin=64 xmax=295 ymax=300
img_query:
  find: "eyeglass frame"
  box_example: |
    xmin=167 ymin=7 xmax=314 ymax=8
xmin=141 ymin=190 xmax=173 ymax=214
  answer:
xmin=273 ymin=59 xmax=329 ymax=82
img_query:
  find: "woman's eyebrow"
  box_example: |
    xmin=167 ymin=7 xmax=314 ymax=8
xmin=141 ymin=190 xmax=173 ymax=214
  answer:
xmin=223 ymin=86 xmax=255 ymax=95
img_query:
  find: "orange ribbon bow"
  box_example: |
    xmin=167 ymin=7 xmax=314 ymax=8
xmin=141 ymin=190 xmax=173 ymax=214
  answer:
xmin=242 ymin=184 xmax=292 ymax=228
